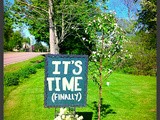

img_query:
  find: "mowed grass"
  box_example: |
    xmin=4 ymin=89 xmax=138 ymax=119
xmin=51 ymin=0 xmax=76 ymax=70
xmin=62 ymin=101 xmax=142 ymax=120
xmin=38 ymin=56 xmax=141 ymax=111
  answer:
xmin=4 ymin=55 xmax=45 ymax=102
xmin=4 ymin=67 xmax=156 ymax=120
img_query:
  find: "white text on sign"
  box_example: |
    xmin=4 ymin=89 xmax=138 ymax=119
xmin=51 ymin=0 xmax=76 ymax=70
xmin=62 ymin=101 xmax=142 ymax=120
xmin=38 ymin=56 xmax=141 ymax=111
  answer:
xmin=47 ymin=60 xmax=83 ymax=92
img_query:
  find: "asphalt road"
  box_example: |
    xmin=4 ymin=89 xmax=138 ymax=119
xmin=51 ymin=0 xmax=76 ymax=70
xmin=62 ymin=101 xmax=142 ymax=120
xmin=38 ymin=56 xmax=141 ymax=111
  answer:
xmin=4 ymin=52 xmax=48 ymax=66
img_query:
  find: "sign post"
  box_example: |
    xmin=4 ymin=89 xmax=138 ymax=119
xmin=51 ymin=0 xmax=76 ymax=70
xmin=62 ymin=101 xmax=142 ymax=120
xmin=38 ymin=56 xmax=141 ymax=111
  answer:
xmin=44 ymin=54 xmax=88 ymax=107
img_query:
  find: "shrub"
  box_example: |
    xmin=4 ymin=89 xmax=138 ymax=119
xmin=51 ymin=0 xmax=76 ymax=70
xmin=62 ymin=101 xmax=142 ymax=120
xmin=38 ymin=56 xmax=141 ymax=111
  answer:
xmin=18 ymin=69 xmax=29 ymax=78
xmin=119 ymin=35 xmax=156 ymax=76
xmin=4 ymin=58 xmax=45 ymax=86
xmin=34 ymin=62 xmax=44 ymax=69
xmin=26 ymin=67 xmax=37 ymax=74
xmin=4 ymin=73 xmax=20 ymax=86
xmin=4 ymin=66 xmax=37 ymax=86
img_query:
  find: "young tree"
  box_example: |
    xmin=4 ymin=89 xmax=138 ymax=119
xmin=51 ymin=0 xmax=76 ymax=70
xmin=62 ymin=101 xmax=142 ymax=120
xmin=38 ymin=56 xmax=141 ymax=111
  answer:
xmin=85 ymin=12 xmax=128 ymax=120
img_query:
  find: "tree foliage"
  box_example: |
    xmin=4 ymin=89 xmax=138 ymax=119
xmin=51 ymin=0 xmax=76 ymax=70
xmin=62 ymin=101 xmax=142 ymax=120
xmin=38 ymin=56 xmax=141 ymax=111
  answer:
xmin=4 ymin=29 xmax=25 ymax=51
xmin=4 ymin=1 xmax=25 ymax=51
xmin=4 ymin=1 xmax=14 ymax=51
xmin=12 ymin=0 xmax=99 ymax=54
xmin=137 ymin=0 xmax=156 ymax=49
xmin=137 ymin=0 xmax=156 ymax=32
xmin=120 ymin=34 xmax=156 ymax=76
xmin=33 ymin=42 xmax=48 ymax=52
xmin=117 ymin=0 xmax=157 ymax=76
xmin=12 ymin=0 xmax=49 ymax=43
xmin=84 ymin=10 xmax=129 ymax=119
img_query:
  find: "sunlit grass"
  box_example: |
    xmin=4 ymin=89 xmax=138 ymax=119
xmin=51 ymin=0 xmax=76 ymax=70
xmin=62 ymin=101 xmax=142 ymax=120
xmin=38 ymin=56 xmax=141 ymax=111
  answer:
xmin=4 ymin=68 xmax=156 ymax=120
xmin=4 ymin=55 xmax=45 ymax=101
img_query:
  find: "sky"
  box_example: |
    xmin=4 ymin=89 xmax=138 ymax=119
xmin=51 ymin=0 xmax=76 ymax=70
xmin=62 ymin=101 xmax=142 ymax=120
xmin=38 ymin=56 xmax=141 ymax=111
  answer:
xmin=106 ymin=0 xmax=141 ymax=20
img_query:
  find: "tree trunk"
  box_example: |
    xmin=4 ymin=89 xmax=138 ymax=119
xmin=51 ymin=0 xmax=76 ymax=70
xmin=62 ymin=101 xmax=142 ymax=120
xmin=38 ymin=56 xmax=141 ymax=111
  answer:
xmin=48 ymin=0 xmax=57 ymax=54
xmin=49 ymin=25 xmax=56 ymax=54
xmin=98 ymin=33 xmax=104 ymax=120
xmin=54 ymin=25 xmax=59 ymax=54
xmin=98 ymin=57 xmax=102 ymax=120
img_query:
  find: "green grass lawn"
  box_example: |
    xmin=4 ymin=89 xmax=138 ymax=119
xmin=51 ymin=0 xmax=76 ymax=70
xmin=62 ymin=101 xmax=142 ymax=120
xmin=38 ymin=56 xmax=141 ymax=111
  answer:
xmin=4 ymin=67 xmax=156 ymax=120
xmin=4 ymin=56 xmax=45 ymax=102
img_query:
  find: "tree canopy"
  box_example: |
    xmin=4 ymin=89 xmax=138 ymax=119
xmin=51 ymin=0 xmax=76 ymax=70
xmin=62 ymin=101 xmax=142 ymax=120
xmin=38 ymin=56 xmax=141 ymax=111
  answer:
xmin=137 ymin=0 xmax=156 ymax=32
xmin=4 ymin=0 xmax=26 ymax=51
xmin=11 ymin=0 xmax=103 ymax=54
xmin=136 ymin=0 xmax=156 ymax=50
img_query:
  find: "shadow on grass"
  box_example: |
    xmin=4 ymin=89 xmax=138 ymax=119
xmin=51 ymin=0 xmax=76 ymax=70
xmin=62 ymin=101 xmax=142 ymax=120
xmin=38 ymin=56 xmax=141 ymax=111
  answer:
xmin=76 ymin=112 xmax=93 ymax=120
xmin=88 ymin=98 xmax=116 ymax=120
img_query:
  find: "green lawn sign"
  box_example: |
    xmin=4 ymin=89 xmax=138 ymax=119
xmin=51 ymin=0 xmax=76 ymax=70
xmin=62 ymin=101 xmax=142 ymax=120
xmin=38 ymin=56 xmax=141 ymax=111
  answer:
xmin=44 ymin=54 xmax=88 ymax=107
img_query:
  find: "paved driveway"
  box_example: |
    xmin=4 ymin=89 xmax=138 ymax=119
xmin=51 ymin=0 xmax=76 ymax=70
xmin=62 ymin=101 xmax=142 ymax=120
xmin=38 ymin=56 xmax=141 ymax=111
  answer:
xmin=4 ymin=52 xmax=48 ymax=66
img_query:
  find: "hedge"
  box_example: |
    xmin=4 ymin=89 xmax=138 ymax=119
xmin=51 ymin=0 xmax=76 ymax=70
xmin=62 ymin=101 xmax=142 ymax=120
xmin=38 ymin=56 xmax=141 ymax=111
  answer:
xmin=4 ymin=61 xmax=44 ymax=86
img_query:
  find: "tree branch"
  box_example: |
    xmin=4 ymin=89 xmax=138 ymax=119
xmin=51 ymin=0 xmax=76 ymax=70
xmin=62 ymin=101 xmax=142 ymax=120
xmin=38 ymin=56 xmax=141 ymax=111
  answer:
xmin=16 ymin=0 xmax=48 ymax=13
xmin=76 ymin=33 xmax=92 ymax=54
